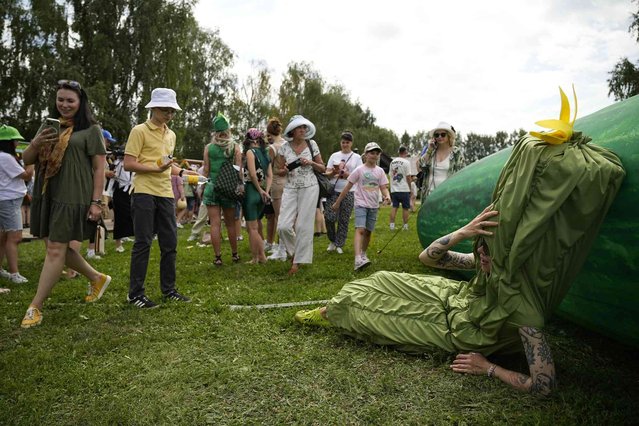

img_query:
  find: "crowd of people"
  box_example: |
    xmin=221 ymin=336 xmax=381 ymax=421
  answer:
xmin=0 ymin=79 xmax=463 ymax=310
xmin=6 ymin=79 xmax=617 ymax=398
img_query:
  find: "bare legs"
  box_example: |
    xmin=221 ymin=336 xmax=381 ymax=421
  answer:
xmin=29 ymin=239 xmax=101 ymax=310
xmin=246 ymin=220 xmax=266 ymax=263
xmin=353 ymin=227 xmax=372 ymax=258
xmin=0 ymin=230 xmax=22 ymax=273
xmin=207 ymin=205 xmax=238 ymax=258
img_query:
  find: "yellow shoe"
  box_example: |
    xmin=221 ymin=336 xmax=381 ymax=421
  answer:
xmin=294 ymin=307 xmax=332 ymax=327
xmin=21 ymin=305 xmax=43 ymax=328
xmin=85 ymin=274 xmax=112 ymax=303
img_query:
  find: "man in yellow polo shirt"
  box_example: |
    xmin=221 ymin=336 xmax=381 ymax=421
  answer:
xmin=124 ymin=88 xmax=191 ymax=308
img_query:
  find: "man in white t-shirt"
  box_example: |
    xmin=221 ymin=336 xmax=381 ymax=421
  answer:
xmin=389 ymin=146 xmax=413 ymax=230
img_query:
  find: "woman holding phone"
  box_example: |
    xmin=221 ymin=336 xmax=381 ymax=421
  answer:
xmin=418 ymin=122 xmax=465 ymax=200
xmin=20 ymin=79 xmax=111 ymax=328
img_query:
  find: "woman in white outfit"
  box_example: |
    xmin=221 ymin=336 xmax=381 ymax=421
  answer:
xmin=275 ymin=115 xmax=325 ymax=275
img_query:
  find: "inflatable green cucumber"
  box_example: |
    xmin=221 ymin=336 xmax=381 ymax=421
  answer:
xmin=418 ymin=95 xmax=638 ymax=348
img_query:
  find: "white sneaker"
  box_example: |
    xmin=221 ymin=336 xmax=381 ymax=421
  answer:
xmin=187 ymin=234 xmax=198 ymax=242
xmin=268 ymin=247 xmax=287 ymax=261
xmin=264 ymin=241 xmax=272 ymax=252
xmin=327 ymin=242 xmax=336 ymax=252
xmin=354 ymin=256 xmax=371 ymax=271
xmin=9 ymin=272 xmax=28 ymax=284
xmin=268 ymin=243 xmax=278 ymax=254
xmin=336 ymin=247 xmax=344 ymax=254
xmin=121 ymin=237 xmax=133 ymax=242
xmin=86 ymin=250 xmax=101 ymax=260
xmin=115 ymin=246 xmax=125 ymax=253
xmin=361 ymin=252 xmax=370 ymax=263
xmin=176 ymin=222 xmax=184 ymax=228
xmin=402 ymin=224 xmax=409 ymax=231
xmin=390 ymin=223 xmax=395 ymax=231
xmin=0 ymin=268 xmax=11 ymax=279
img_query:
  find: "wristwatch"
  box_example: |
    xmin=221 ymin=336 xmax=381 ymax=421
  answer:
xmin=91 ymin=199 xmax=103 ymax=206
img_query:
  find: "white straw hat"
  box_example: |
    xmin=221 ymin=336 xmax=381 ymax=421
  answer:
xmin=145 ymin=88 xmax=182 ymax=111
xmin=429 ymin=121 xmax=455 ymax=138
xmin=283 ymin=115 xmax=316 ymax=141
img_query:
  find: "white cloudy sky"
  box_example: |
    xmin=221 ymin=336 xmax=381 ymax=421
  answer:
xmin=195 ymin=0 xmax=637 ymax=136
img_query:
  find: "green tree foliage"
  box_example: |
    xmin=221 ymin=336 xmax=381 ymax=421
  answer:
xmin=228 ymin=61 xmax=277 ymax=138
xmin=1 ymin=0 xmax=235 ymax=159
xmin=459 ymin=129 xmax=526 ymax=165
xmin=608 ymin=0 xmax=639 ymax=100
xmin=276 ymin=62 xmax=399 ymax=156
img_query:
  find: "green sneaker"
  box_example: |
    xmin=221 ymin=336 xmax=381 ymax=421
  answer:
xmin=294 ymin=307 xmax=332 ymax=327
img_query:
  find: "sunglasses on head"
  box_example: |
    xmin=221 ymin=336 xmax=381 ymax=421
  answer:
xmin=57 ymin=80 xmax=82 ymax=90
xmin=434 ymin=132 xmax=448 ymax=138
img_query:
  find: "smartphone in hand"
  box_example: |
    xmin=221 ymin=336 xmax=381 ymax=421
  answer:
xmin=36 ymin=118 xmax=60 ymax=140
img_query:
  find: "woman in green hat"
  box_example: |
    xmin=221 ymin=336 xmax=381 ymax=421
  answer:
xmin=0 ymin=125 xmax=34 ymax=288
xmin=202 ymin=113 xmax=243 ymax=266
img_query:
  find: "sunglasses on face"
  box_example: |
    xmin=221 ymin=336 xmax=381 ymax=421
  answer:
xmin=158 ymin=107 xmax=176 ymax=114
xmin=434 ymin=132 xmax=448 ymax=138
xmin=57 ymin=79 xmax=82 ymax=90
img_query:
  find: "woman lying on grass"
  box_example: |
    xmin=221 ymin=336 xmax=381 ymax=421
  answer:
xmin=295 ymin=207 xmax=556 ymax=396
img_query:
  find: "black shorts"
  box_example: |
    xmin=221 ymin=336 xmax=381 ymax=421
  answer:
xmin=391 ymin=192 xmax=411 ymax=209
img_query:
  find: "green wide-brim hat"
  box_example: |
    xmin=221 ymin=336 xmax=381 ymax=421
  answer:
xmin=212 ymin=112 xmax=230 ymax=132
xmin=0 ymin=125 xmax=25 ymax=141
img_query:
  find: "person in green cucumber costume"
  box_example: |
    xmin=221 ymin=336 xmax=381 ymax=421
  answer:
xmin=294 ymin=88 xmax=626 ymax=396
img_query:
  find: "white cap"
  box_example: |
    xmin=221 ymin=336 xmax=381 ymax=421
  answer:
xmin=364 ymin=142 xmax=382 ymax=152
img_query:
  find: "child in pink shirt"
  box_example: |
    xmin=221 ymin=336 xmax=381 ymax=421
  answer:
xmin=332 ymin=142 xmax=390 ymax=270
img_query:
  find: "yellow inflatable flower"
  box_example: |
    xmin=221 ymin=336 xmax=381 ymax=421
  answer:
xmin=530 ymin=85 xmax=578 ymax=145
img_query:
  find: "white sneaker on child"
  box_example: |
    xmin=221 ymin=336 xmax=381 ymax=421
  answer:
xmin=327 ymin=242 xmax=336 ymax=252
xmin=86 ymin=250 xmax=101 ymax=260
xmin=115 ymin=246 xmax=125 ymax=253
xmin=9 ymin=272 xmax=28 ymax=284
xmin=336 ymin=247 xmax=344 ymax=254
xmin=268 ymin=247 xmax=287 ymax=261
xmin=354 ymin=256 xmax=371 ymax=271
xmin=390 ymin=223 xmax=395 ymax=231
xmin=0 ymin=268 xmax=11 ymax=279
xmin=402 ymin=224 xmax=409 ymax=231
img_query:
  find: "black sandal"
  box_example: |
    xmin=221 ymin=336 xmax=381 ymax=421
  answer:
xmin=232 ymin=253 xmax=240 ymax=263
xmin=214 ymin=255 xmax=223 ymax=266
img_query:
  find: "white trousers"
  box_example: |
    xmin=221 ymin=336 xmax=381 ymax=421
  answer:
xmin=278 ymin=184 xmax=319 ymax=264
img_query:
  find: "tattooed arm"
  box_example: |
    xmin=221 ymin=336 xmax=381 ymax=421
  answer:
xmin=450 ymin=327 xmax=556 ymax=397
xmin=418 ymin=205 xmax=499 ymax=271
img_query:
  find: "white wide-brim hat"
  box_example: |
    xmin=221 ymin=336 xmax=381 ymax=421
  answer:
xmin=145 ymin=88 xmax=182 ymax=111
xmin=283 ymin=115 xmax=316 ymax=142
xmin=429 ymin=121 xmax=455 ymax=138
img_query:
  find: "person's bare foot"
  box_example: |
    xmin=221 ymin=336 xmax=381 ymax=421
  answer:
xmin=288 ymin=263 xmax=300 ymax=275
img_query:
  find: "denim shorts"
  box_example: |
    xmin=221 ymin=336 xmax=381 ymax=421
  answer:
xmin=354 ymin=206 xmax=378 ymax=232
xmin=0 ymin=197 xmax=23 ymax=231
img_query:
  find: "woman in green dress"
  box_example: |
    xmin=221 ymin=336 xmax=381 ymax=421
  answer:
xmin=202 ymin=113 xmax=243 ymax=266
xmin=20 ymin=80 xmax=112 ymax=328
xmin=241 ymin=128 xmax=272 ymax=264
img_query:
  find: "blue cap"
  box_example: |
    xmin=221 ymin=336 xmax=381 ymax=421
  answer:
xmin=102 ymin=129 xmax=116 ymax=143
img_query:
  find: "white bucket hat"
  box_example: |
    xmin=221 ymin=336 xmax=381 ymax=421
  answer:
xmin=364 ymin=142 xmax=382 ymax=152
xmin=428 ymin=121 xmax=455 ymax=138
xmin=145 ymin=88 xmax=182 ymax=111
xmin=283 ymin=115 xmax=316 ymax=141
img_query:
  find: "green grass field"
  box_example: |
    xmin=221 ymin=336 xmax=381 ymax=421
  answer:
xmin=1 ymin=206 xmax=637 ymax=425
